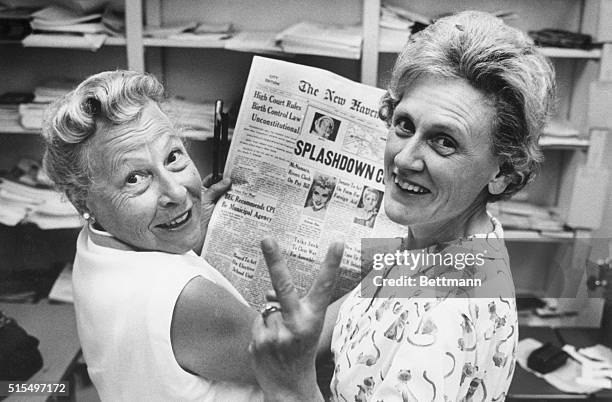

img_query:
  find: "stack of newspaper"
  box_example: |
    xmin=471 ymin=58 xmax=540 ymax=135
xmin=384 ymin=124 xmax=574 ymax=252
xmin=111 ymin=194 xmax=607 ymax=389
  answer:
xmin=276 ymin=22 xmax=362 ymax=59
xmin=539 ymin=118 xmax=582 ymax=147
xmin=165 ymin=98 xmax=216 ymax=139
xmin=0 ymin=178 xmax=81 ymax=229
xmin=19 ymin=80 xmax=75 ymax=130
xmin=490 ymin=200 xmax=565 ymax=232
xmin=30 ymin=4 xmax=104 ymax=34
xmin=0 ymin=104 xmax=22 ymax=132
xmin=24 ymin=3 xmax=110 ymax=50
xmin=378 ymin=4 xmax=430 ymax=52
xmin=101 ymin=7 xmax=124 ymax=36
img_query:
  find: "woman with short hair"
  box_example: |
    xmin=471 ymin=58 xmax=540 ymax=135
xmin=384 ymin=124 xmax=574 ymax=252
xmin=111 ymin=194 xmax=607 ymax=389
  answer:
xmin=42 ymin=70 xmax=267 ymax=401
xmin=250 ymin=11 xmax=555 ymax=402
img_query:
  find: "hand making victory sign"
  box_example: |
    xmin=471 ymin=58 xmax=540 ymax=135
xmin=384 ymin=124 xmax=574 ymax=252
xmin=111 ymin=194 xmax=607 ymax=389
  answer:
xmin=250 ymin=237 xmax=344 ymax=402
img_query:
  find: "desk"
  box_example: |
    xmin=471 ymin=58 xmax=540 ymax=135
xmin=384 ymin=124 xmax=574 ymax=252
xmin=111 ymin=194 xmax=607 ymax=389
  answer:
xmin=508 ymin=326 xmax=612 ymax=401
xmin=0 ymin=300 xmax=80 ymax=402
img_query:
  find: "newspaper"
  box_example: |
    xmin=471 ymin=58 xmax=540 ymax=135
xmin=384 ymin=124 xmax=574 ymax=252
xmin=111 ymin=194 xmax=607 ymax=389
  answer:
xmin=202 ymin=56 xmax=406 ymax=309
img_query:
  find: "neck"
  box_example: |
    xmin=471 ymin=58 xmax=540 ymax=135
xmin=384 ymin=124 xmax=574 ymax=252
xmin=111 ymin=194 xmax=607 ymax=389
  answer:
xmin=404 ymin=199 xmax=492 ymax=250
xmin=88 ymin=223 xmax=136 ymax=252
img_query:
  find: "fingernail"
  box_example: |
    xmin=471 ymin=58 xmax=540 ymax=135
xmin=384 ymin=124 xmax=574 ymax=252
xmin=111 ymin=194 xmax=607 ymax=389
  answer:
xmin=261 ymin=237 xmax=275 ymax=252
xmin=221 ymin=178 xmax=231 ymax=185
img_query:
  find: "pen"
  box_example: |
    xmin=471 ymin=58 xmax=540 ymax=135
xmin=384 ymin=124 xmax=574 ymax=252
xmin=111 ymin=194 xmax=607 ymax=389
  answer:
xmin=212 ymin=99 xmax=223 ymax=184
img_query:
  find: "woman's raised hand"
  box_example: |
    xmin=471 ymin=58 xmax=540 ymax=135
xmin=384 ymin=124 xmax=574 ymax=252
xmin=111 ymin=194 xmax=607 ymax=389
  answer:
xmin=250 ymin=237 xmax=344 ymax=402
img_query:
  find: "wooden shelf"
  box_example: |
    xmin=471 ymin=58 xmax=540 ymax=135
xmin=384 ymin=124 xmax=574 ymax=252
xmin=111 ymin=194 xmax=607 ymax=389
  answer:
xmin=0 ymin=126 xmax=40 ymax=135
xmin=539 ymin=46 xmax=601 ymax=59
xmin=504 ymin=229 xmax=577 ymax=243
xmin=538 ymin=136 xmax=589 ymax=149
xmin=143 ymin=37 xmax=226 ymax=48
xmin=0 ymin=36 xmax=126 ymax=47
xmin=379 ymin=42 xmax=601 ymax=60
xmin=104 ymin=36 xmax=127 ymax=46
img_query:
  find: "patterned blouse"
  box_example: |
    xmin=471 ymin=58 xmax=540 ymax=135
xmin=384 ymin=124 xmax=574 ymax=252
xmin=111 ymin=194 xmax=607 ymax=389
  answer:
xmin=330 ymin=218 xmax=517 ymax=401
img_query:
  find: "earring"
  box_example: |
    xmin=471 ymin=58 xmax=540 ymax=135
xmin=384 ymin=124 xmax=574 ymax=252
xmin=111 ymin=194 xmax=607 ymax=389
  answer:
xmin=82 ymin=212 xmax=94 ymax=222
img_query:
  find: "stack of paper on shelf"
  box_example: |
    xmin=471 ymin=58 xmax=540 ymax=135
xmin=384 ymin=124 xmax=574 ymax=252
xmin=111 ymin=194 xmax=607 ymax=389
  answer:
xmin=378 ymin=4 xmax=429 ymax=52
xmin=491 ymin=200 xmax=565 ymax=232
xmin=381 ymin=4 xmax=430 ymax=30
xmin=539 ymin=118 xmax=582 ymax=146
xmin=24 ymin=4 xmax=108 ymax=50
xmin=18 ymin=103 xmax=47 ymax=130
xmin=194 ymin=22 xmax=232 ymax=34
xmin=224 ymin=31 xmax=283 ymax=54
xmin=276 ymin=22 xmax=362 ymax=59
xmin=144 ymin=22 xmax=232 ymax=38
xmin=0 ymin=178 xmax=81 ymax=229
xmin=33 ymin=79 xmax=75 ymax=102
xmin=101 ymin=7 xmax=124 ymax=36
xmin=144 ymin=21 xmax=233 ymax=45
xmin=30 ymin=4 xmax=103 ymax=33
xmin=165 ymin=98 xmax=215 ymax=139
xmin=18 ymin=80 xmax=75 ymax=130
xmin=0 ymin=104 xmax=23 ymax=132
xmin=144 ymin=21 xmax=198 ymax=38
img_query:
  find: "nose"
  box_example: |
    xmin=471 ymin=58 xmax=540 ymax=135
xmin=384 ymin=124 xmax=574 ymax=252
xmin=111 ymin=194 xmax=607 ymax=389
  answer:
xmin=158 ymin=171 xmax=187 ymax=207
xmin=393 ymin=137 xmax=425 ymax=172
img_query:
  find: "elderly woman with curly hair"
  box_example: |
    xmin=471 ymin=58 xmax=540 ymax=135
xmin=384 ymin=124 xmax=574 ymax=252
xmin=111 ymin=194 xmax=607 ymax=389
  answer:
xmin=249 ymin=11 xmax=555 ymax=402
xmin=42 ymin=71 xmax=270 ymax=401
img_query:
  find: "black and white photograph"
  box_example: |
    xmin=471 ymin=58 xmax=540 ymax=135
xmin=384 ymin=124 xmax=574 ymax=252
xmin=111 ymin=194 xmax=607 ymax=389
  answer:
xmin=308 ymin=112 xmax=341 ymax=142
xmin=302 ymin=173 xmax=336 ymax=220
xmin=1 ymin=1 xmax=612 ymax=401
xmin=353 ymin=186 xmax=382 ymax=228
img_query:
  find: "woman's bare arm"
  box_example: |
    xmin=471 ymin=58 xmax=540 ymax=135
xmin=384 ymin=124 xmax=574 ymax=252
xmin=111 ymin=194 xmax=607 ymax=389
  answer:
xmin=171 ymin=276 xmax=258 ymax=384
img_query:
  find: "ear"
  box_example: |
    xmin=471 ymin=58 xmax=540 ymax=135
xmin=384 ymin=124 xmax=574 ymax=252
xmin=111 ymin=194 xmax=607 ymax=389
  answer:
xmin=488 ymin=168 xmax=510 ymax=195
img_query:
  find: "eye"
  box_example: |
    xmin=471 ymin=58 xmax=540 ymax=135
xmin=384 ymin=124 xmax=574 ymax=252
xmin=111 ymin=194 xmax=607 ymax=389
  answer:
xmin=429 ymin=135 xmax=457 ymax=156
xmin=126 ymin=173 xmax=146 ymax=185
xmin=393 ymin=116 xmax=415 ymax=137
xmin=167 ymin=149 xmax=182 ymax=164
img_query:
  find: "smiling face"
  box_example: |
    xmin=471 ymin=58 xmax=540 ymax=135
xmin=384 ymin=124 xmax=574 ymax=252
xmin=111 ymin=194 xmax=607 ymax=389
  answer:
xmin=383 ymin=76 xmax=501 ymax=231
xmin=311 ymin=184 xmax=332 ymax=210
xmin=85 ymin=102 xmax=203 ymax=254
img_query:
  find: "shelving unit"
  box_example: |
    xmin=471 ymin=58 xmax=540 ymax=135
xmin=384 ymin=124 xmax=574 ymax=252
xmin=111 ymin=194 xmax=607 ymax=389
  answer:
xmin=1 ymin=0 xmax=610 ymax=325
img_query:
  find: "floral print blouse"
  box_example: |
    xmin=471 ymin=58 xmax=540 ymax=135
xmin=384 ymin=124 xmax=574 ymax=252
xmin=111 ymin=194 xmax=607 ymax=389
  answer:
xmin=330 ymin=218 xmax=517 ymax=401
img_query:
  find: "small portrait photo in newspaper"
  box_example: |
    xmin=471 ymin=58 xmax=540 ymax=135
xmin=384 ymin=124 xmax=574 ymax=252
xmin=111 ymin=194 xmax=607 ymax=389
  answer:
xmin=353 ymin=186 xmax=383 ymax=228
xmin=308 ymin=112 xmax=341 ymax=141
xmin=303 ymin=173 xmax=336 ymax=220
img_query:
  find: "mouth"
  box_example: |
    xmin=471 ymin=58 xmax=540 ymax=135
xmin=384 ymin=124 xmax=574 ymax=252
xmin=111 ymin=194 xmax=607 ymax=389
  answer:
xmin=392 ymin=172 xmax=431 ymax=195
xmin=157 ymin=209 xmax=192 ymax=230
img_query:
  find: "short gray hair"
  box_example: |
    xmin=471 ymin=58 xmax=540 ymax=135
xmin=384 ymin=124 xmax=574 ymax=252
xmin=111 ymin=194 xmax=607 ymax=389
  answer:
xmin=42 ymin=70 xmax=164 ymax=212
xmin=380 ymin=11 xmax=555 ymax=201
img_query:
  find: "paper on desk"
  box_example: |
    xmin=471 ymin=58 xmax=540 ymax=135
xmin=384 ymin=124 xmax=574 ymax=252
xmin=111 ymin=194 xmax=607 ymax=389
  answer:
xmin=580 ymin=344 xmax=612 ymax=364
xmin=518 ymin=338 xmax=602 ymax=394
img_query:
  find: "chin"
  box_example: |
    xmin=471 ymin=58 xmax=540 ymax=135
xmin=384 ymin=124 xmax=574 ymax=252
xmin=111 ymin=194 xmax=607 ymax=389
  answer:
xmin=383 ymin=196 xmax=421 ymax=227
